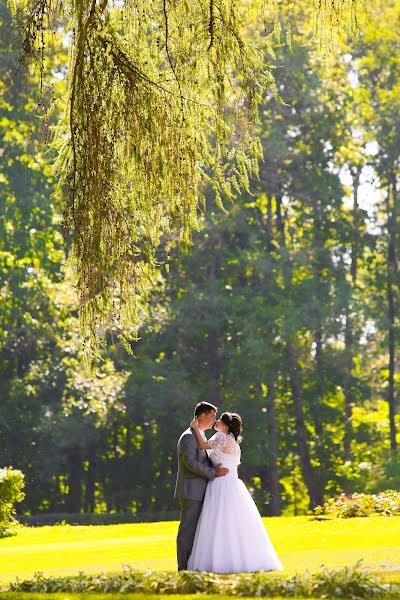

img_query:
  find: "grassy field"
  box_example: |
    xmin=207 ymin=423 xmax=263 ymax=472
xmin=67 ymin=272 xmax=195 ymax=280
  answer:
xmin=0 ymin=516 xmax=399 ymax=587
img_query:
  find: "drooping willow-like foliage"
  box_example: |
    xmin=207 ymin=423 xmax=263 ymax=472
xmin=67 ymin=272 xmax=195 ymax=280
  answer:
xmin=11 ymin=0 xmax=364 ymax=361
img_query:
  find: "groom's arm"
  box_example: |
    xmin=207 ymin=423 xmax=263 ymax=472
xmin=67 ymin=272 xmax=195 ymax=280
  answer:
xmin=179 ymin=434 xmax=216 ymax=481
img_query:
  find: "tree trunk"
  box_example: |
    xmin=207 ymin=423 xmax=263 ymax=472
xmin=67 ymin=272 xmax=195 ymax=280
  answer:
xmin=311 ymin=199 xmax=325 ymax=439
xmin=276 ymin=195 xmax=323 ymax=509
xmin=206 ymin=249 xmax=221 ymax=406
xmin=265 ymin=377 xmax=281 ymax=515
xmin=343 ymin=310 xmax=354 ymax=459
xmin=387 ymin=174 xmax=397 ymax=451
xmin=84 ymin=450 xmax=96 ymax=513
xmin=343 ymin=167 xmax=361 ymax=458
xmin=388 ymin=282 xmax=396 ymax=450
xmin=313 ymin=324 xmax=324 ymax=438
xmin=207 ymin=326 xmax=221 ymax=406
xmin=142 ymin=421 xmax=153 ymax=511
xmin=287 ymin=344 xmax=324 ymax=508
xmin=259 ymin=196 xmax=281 ymax=515
xmin=66 ymin=446 xmax=83 ymax=513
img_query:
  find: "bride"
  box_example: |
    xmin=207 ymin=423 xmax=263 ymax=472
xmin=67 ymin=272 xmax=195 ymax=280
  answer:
xmin=187 ymin=412 xmax=283 ymax=574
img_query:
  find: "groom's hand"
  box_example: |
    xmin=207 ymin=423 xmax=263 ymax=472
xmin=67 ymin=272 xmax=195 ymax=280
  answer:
xmin=215 ymin=464 xmax=229 ymax=477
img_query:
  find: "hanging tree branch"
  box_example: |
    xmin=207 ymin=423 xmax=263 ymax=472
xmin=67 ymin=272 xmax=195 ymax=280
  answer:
xmin=9 ymin=0 xmax=366 ymax=363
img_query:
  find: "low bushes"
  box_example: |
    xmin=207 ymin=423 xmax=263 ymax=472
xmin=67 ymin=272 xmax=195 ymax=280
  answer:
xmin=6 ymin=562 xmax=396 ymax=598
xmin=314 ymin=490 xmax=400 ymax=518
xmin=0 ymin=467 xmax=25 ymax=538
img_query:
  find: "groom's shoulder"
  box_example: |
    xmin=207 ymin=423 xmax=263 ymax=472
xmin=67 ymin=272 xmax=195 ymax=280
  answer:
xmin=178 ymin=428 xmax=194 ymax=445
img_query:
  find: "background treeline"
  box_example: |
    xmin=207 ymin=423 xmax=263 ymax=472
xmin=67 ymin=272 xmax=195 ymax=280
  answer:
xmin=0 ymin=0 xmax=399 ymax=517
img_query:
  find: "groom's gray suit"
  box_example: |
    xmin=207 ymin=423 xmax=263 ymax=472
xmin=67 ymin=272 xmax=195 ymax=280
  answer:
xmin=174 ymin=427 xmax=216 ymax=570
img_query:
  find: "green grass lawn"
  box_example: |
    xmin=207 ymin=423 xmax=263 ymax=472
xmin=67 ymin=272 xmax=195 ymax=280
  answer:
xmin=0 ymin=516 xmax=399 ymax=587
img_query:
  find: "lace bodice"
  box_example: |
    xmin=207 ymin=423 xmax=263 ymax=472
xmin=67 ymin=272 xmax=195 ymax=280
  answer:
xmin=207 ymin=431 xmax=241 ymax=471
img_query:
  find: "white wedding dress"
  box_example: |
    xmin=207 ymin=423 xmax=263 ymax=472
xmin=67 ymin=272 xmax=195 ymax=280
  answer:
xmin=187 ymin=431 xmax=283 ymax=573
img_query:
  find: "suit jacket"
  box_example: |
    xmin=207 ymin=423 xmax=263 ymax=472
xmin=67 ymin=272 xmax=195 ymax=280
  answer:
xmin=174 ymin=427 xmax=216 ymax=501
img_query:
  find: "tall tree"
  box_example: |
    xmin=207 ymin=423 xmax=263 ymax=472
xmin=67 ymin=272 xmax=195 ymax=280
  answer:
xmin=353 ymin=0 xmax=400 ymax=451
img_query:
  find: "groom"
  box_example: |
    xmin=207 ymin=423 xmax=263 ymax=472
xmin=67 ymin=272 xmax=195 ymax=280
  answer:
xmin=174 ymin=401 xmax=229 ymax=570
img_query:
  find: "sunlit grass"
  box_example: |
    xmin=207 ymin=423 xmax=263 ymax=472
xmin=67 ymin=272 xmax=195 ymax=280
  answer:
xmin=0 ymin=516 xmax=399 ymax=585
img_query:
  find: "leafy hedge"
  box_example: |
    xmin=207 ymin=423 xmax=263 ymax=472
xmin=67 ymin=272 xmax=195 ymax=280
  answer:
xmin=6 ymin=562 xmax=397 ymax=598
xmin=314 ymin=491 xmax=400 ymax=518
xmin=0 ymin=467 xmax=25 ymax=537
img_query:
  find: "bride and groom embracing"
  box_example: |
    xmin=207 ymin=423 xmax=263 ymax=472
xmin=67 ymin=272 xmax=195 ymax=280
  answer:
xmin=174 ymin=401 xmax=283 ymax=573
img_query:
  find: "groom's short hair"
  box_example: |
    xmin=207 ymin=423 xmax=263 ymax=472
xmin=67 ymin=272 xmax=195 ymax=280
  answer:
xmin=194 ymin=402 xmax=218 ymax=417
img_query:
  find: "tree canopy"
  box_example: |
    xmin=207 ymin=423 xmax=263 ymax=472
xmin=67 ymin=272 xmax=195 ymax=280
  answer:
xmin=10 ymin=0 xmax=365 ymax=359
xmin=1 ymin=0 xmax=399 ymax=516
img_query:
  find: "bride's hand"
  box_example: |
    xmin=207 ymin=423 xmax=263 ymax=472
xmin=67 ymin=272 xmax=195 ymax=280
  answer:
xmin=190 ymin=418 xmax=199 ymax=429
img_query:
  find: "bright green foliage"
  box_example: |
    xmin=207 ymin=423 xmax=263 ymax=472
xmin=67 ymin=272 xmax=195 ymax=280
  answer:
xmin=1 ymin=0 xmax=399 ymax=518
xmin=0 ymin=0 xmax=127 ymax=515
xmin=0 ymin=467 xmax=25 ymax=537
xmin=0 ymin=0 xmax=69 ymax=514
xmin=8 ymin=0 xmax=365 ymax=359
xmin=346 ymin=0 xmax=400 ymax=452
xmin=114 ymin=25 xmax=387 ymax=513
xmin=6 ymin=563 xmax=393 ymax=598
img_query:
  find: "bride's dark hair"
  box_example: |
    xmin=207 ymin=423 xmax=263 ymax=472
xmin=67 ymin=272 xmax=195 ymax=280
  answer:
xmin=220 ymin=412 xmax=243 ymax=443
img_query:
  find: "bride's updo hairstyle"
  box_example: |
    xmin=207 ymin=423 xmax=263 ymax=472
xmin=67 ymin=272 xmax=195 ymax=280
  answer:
xmin=221 ymin=412 xmax=243 ymax=443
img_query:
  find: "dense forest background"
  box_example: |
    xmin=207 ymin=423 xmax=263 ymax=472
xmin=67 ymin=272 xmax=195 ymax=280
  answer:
xmin=0 ymin=0 xmax=399 ymax=517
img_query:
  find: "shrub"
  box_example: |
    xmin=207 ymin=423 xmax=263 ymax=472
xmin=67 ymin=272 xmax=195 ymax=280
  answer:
xmin=6 ymin=562 xmax=397 ymax=598
xmin=0 ymin=467 xmax=25 ymax=537
xmin=314 ymin=490 xmax=400 ymax=518
xmin=233 ymin=561 xmax=391 ymax=598
xmin=373 ymin=490 xmax=400 ymax=516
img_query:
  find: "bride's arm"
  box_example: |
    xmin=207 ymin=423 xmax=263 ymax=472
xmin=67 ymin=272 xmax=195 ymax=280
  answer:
xmin=190 ymin=419 xmax=212 ymax=449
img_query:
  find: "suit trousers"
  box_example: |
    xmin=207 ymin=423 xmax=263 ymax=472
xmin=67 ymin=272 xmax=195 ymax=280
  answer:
xmin=176 ymin=498 xmax=203 ymax=570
